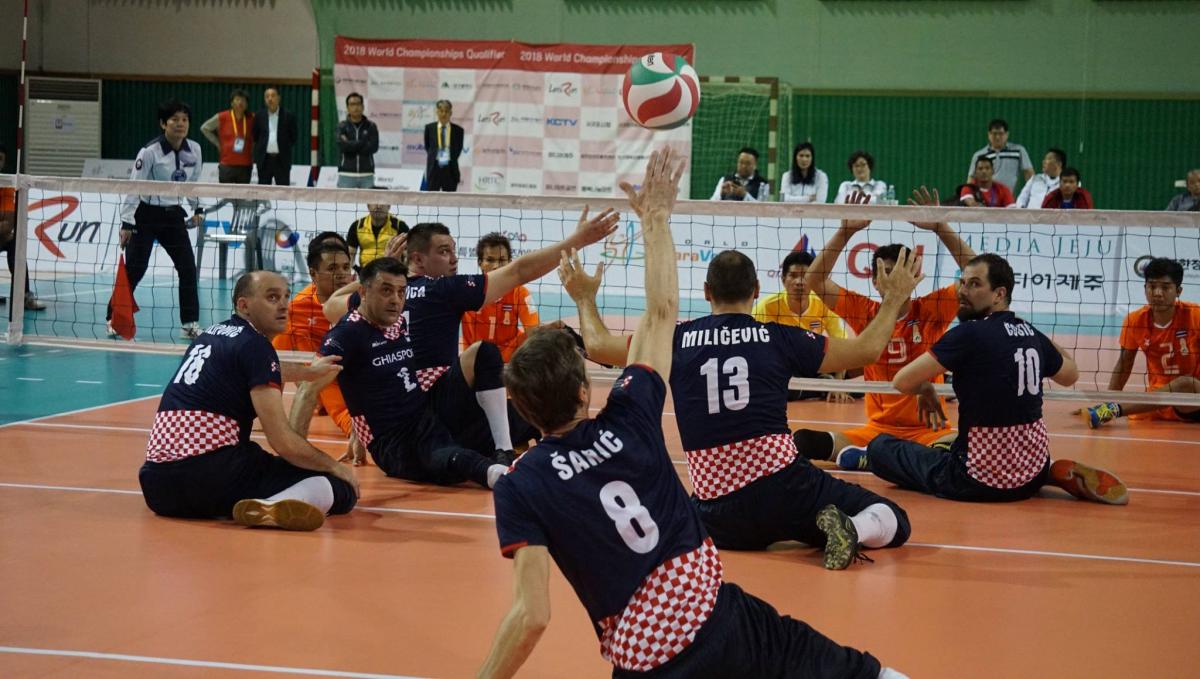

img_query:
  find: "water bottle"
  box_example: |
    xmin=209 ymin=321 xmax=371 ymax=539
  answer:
xmin=885 ymin=184 xmax=896 ymax=205
xmin=758 ymin=182 xmax=769 ymax=202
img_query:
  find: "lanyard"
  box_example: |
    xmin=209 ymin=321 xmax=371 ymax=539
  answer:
xmin=229 ymin=110 xmax=246 ymax=138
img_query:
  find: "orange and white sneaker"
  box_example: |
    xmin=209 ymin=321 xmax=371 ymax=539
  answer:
xmin=1049 ymin=459 xmax=1129 ymax=505
xmin=232 ymin=498 xmax=325 ymax=531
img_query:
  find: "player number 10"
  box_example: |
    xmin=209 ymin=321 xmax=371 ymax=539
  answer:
xmin=1013 ymin=347 xmax=1041 ymax=396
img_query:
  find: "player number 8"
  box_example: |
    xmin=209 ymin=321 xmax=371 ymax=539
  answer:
xmin=599 ymin=480 xmax=660 ymax=554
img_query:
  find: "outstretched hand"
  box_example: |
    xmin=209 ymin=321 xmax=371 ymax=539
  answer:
xmin=840 ymin=190 xmax=872 ymax=232
xmin=908 ymin=186 xmax=945 ymax=231
xmin=619 ymin=147 xmax=688 ymax=221
xmin=558 ymin=248 xmax=605 ymax=305
xmin=572 ymin=206 xmax=621 ymax=247
xmin=384 ymin=232 xmax=408 ymax=260
xmin=304 ymin=354 xmax=343 ymax=386
xmin=873 ymin=246 xmax=924 ymax=302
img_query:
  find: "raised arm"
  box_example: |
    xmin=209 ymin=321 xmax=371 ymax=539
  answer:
xmin=908 ymin=186 xmax=976 ymax=270
xmin=806 ymin=196 xmax=871 ymax=310
xmin=818 ymin=247 xmax=923 ymax=373
xmin=484 ymin=206 xmax=620 ymax=306
xmin=323 ymin=280 xmax=361 ymax=324
xmin=559 ymin=251 xmax=630 ymax=367
xmin=477 ymin=546 xmax=551 ymax=679
xmin=622 ymin=148 xmax=686 ymax=375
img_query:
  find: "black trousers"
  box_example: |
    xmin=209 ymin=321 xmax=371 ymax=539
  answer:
xmin=694 ymin=456 xmax=911 ymax=551
xmin=866 ymin=433 xmax=1049 ymax=502
xmin=218 ymin=164 xmax=252 ymax=184
xmin=3 ymin=234 xmax=31 ymax=302
xmin=426 ymin=163 xmax=459 ymax=192
xmin=613 ymin=582 xmax=882 ymax=679
xmin=138 ymin=442 xmax=357 ymax=519
xmin=257 ymin=154 xmax=291 ymax=185
xmin=107 ymin=207 xmax=199 ymax=324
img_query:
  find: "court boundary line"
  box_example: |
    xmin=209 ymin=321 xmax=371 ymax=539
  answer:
xmin=0 ymin=394 xmax=160 ymax=430
xmin=3 ymin=481 xmax=1198 ymax=568
xmin=0 ymin=646 xmax=422 ymax=679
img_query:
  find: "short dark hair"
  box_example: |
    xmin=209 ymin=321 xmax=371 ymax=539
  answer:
xmin=436 ymin=99 xmax=452 ymax=109
xmin=988 ymin=118 xmax=1009 ymax=132
xmin=871 ymin=244 xmax=907 ymax=279
xmin=360 ymin=256 xmax=407 ymax=286
xmin=476 ymin=232 xmax=512 ymax=261
xmin=706 ymin=250 xmax=758 ymax=304
xmin=848 ymin=150 xmax=874 ymax=172
xmin=345 ymin=92 xmax=364 ymax=107
xmin=230 ymin=88 xmax=249 ymax=104
xmin=966 ymin=253 xmax=1016 ymax=304
xmin=1061 ymin=167 xmax=1081 ymax=182
xmin=264 ymin=86 xmax=281 ymax=97
xmin=1143 ymin=257 xmax=1184 ymax=286
xmin=505 ymin=328 xmax=588 ymax=433
xmin=974 ymin=156 xmax=994 ymax=169
xmin=157 ymin=98 xmax=192 ymax=125
xmin=306 ymin=241 xmax=351 ymax=271
xmin=780 ymin=250 xmax=815 ymax=274
xmin=308 ymin=231 xmax=348 ymax=256
xmin=738 ymin=146 xmax=759 ymax=160
xmin=407 ymin=222 xmax=452 ymax=256
xmin=1046 ymin=147 xmax=1067 ymax=167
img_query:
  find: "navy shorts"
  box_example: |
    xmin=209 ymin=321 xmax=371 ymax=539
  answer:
xmin=693 ymin=457 xmax=911 ymax=551
xmin=613 ymin=582 xmax=883 ymax=679
xmin=138 ymin=441 xmax=357 ymax=519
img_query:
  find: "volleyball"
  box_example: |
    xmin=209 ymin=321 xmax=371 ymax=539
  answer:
xmin=621 ymin=52 xmax=700 ymax=130
xmin=274 ymin=227 xmax=299 ymax=249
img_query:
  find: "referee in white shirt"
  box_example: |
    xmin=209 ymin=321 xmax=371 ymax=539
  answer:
xmin=109 ymin=98 xmax=204 ymax=340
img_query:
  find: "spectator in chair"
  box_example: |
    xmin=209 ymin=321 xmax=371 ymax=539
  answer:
xmin=960 ymin=157 xmax=1014 ymax=207
xmin=1013 ymin=148 xmax=1065 ymax=209
xmin=779 ymin=142 xmax=829 ymax=203
xmin=1166 ymin=170 xmax=1200 ymax=212
xmin=834 ymin=150 xmax=887 ymax=204
xmin=711 ymin=146 xmax=769 ymax=201
xmin=1042 ymin=167 xmax=1092 ymax=209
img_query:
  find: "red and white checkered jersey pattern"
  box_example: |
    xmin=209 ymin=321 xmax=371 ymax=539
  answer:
xmin=965 ymin=418 xmax=1050 ymax=488
xmin=598 ymin=537 xmax=723 ymax=672
xmin=417 ymin=365 xmax=450 ymax=392
xmin=347 ymin=309 xmax=404 ymax=340
xmin=145 ymin=410 xmax=241 ymax=463
xmin=351 ymin=415 xmax=374 ymax=448
xmin=683 ymin=433 xmax=798 ymax=500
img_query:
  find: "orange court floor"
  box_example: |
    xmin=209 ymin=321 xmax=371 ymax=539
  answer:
xmin=2 ymin=386 xmax=1199 ymax=679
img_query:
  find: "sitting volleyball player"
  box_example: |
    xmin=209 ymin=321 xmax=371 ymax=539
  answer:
xmin=1078 ymin=257 xmax=1200 ymax=427
xmin=563 ymin=244 xmax=922 ymax=570
xmin=138 ymin=271 xmax=359 ymax=531
xmin=321 ymin=257 xmax=513 ymax=488
xmin=323 ymin=208 xmax=621 ymax=459
xmin=461 ymin=232 xmax=540 ymax=361
xmin=795 ymin=189 xmax=977 ymax=457
xmin=481 ymin=147 xmax=908 ymax=679
xmin=752 ymin=249 xmax=855 ymax=402
xmin=837 ymin=254 xmax=1128 ymax=505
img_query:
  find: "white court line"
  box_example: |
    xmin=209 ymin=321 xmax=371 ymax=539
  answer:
xmin=134 ymin=383 xmax=162 ymax=388
xmin=75 ymin=380 xmax=103 ymax=385
xmin=3 ymin=481 xmax=1198 ymax=569
xmin=16 ymin=377 xmax=44 ymax=381
xmin=0 ymin=394 xmax=159 ymax=430
xmin=0 ymin=646 xmax=422 ymax=679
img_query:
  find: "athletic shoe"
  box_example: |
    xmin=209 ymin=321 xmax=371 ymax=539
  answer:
xmin=816 ymin=504 xmax=867 ymax=570
xmin=180 ymin=322 xmax=202 ymax=340
xmin=1081 ymin=402 xmax=1119 ymax=429
xmin=1048 ymin=459 xmax=1129 ymax=505
xmin=105 ymin=321 xmax=122 ymax=339
xmin=835 ymin=445 xmax=869 ymax=471
xmin=24 ymin=294 xmax=46 ymax=311
xmin=232 ymin=498 xmax=325 ymax=531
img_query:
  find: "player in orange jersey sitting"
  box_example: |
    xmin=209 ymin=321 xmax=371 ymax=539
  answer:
xmin=273 ymin=232 xmax=364 ymax=460
xmin=1079 ymin=257 xmax=1200 ymax=427
xmin=792 ymin=188 xmax=977 ymax=459
xmin=461 ymin=232 xmax=540 ymax=361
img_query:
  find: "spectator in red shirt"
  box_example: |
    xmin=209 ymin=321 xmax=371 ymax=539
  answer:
xmin=1042 ymin=167 xmax=1093 ymax=209
xmin=960 ymin=157 xmax=1014 ymax=207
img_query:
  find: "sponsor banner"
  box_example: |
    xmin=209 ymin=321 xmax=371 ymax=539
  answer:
xmin=334 ymin=37 xmax=694 ymax=198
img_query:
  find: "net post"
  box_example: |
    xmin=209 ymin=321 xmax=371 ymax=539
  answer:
xmin=7 ymin=173 xmax=29 ymax=345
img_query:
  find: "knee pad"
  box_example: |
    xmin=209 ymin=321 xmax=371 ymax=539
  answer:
xmin=472 ymin=341 xmax=504 ymax=391
xmin=793 ymin=428 xmax=834 ymax=461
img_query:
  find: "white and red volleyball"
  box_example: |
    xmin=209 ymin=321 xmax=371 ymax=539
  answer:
xmin=621 ymin=53 xmax=700 ymax=130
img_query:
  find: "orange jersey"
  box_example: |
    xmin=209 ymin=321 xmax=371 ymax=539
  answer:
xmin=0 ymin=187 xmax=15 ymax=212
xmin=272 ymin=284 xmax=351 ymax=435
xmin=1119 ymin=301 xmax=1200 ymax=390
xmin=835 ymin=284 xmax=959 ymax=430
xmin=461 ymin=286 xmax=539 ymax=361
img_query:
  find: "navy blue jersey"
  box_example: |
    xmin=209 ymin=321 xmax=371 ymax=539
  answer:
xmin=320 ymin=310 xmax=427 ymax=447
xmin=933 ymin=311 xmax=1063 ymax=436
xmin=494 ymin=366 xmax=715 ymax=636
xmin=404 ymin=274 xmax=487 ymax=371
xmin=932 ymin=311 xmax=1064 ymax=488
xmin=670 ymin=314 xmax=827 ymax=451
xmin=146 ymin=316 xmax=281 ymax=462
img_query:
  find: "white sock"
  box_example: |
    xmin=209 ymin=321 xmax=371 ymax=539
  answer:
xmin=476 ymin=388 xmax=514 ymax=451
xmin=266 ymin=476 xmax=334 ymax=514
xmin=849 ymin=503 xmax=899 ymax=548
xmin=879 ymin=668 xmax=909 ymax=679
xmin=487 ymin=464 xmax=508 ymax=489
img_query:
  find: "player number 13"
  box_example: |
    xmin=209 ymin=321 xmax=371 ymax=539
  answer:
xmin=700 ymin=356 xmax=750 ymax=414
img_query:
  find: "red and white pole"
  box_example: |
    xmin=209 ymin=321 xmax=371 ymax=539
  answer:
xmin=308 ymin=68 xmax=320 ymax=186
